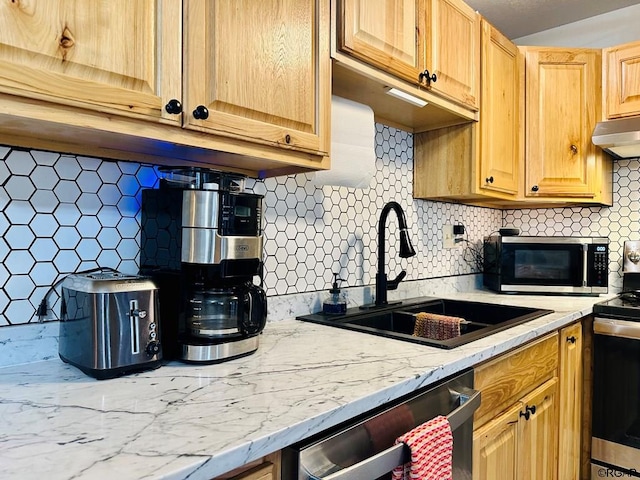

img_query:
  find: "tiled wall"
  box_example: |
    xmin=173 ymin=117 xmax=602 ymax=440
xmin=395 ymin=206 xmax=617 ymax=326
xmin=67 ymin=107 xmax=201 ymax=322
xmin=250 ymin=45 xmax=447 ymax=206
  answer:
xmin=6 ymin=127 xmax=634 ymax=328
xmin=0 ymin=125 xmax=501 ymax=326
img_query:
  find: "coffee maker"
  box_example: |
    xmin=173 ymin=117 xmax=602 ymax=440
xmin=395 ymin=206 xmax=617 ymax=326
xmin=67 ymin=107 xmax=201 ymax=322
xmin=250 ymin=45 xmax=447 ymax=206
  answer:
xmin=140 ymin=167 xmax=267 ymax=363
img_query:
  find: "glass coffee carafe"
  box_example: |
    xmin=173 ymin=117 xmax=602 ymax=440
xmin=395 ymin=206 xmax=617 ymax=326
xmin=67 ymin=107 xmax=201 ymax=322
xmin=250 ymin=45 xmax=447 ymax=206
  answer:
xmin=185 ymin=282 xmax=266 ymax=341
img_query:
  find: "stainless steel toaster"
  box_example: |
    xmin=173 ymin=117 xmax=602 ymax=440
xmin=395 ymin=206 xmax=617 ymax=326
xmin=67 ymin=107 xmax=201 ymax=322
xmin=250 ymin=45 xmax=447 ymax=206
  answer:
xmin=58 ymin=271 xmax=162 ymax=379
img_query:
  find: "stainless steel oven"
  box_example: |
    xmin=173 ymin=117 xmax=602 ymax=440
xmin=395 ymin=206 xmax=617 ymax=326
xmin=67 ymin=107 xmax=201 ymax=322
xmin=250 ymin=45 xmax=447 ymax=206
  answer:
xmin=281 ymin=369 xmax=480 ymax=480
xmin=591 ymin=311 xmax=640 ymax=478
xmin=591 ymin=240 xmax=640 ymax=478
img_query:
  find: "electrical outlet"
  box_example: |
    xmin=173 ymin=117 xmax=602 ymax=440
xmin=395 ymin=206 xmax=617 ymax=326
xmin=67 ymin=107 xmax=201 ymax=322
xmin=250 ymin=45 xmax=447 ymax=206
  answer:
xmin=443 ymin=224 xmax=455 ymax=248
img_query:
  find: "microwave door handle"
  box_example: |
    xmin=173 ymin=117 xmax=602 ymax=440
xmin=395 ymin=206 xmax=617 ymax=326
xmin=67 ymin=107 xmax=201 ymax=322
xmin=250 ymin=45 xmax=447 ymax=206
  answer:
xmin=594 ymin=318 xmax=640 ymax=340
xmin=582 ymin=245 xmax=588 ymax=287
xmin=322 ymin=388 xmax=481 ymax=480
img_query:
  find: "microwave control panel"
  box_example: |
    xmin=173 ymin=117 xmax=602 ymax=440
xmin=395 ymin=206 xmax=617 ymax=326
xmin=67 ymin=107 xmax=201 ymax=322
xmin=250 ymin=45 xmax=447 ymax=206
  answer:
xmin=587 ymin=244 xmax=609 ymax=287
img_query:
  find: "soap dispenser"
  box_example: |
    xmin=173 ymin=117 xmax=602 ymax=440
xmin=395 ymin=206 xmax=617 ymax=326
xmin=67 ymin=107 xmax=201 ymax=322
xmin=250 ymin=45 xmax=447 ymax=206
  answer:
xmin=323 ymin=273 xmax=347 ymax=315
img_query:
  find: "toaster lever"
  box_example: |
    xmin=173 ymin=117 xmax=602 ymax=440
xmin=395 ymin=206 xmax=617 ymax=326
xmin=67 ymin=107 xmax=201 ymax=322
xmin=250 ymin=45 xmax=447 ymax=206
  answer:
xmin=130 ymin=300 xmax=140 ymax=355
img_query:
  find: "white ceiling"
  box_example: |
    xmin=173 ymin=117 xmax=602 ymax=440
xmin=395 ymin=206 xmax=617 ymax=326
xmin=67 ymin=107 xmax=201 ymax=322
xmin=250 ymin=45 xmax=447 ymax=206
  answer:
xmin=464 ymin=0 xmax=640 ymax=39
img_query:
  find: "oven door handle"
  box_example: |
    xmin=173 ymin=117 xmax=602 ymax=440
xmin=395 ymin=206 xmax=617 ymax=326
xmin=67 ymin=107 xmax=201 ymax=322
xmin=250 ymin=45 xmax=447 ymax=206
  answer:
xmin=594 ymin=317 xmax=640 ymax=340
xmin=319 ymin=387 xmax=481 ymax=480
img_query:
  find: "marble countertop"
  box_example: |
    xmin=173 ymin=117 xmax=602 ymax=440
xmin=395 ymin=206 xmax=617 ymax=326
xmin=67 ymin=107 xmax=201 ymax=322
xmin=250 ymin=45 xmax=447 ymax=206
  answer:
xmin=0 ymin=291 xmax=604 ymax=480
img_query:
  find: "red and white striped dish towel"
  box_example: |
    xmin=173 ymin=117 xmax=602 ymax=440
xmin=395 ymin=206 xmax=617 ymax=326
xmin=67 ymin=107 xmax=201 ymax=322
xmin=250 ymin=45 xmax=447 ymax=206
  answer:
xmin=391 ymin=415 xmax=453 ymax=480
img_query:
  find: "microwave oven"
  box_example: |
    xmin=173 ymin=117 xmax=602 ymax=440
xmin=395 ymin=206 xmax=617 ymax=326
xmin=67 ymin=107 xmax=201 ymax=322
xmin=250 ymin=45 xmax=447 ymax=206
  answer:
xmin=483 ymin=236 xmax=609 ymax=295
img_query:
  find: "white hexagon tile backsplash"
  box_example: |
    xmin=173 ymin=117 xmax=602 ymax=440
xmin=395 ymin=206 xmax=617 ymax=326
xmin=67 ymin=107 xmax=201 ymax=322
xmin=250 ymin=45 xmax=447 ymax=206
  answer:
xmin=0 ymin=127 xmax=636 ymax=326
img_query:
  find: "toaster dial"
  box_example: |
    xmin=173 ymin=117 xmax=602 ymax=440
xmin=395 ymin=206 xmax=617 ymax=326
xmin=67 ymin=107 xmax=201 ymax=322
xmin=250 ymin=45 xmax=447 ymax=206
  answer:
xmin=146 ymin=341 xmax=161 ymax=356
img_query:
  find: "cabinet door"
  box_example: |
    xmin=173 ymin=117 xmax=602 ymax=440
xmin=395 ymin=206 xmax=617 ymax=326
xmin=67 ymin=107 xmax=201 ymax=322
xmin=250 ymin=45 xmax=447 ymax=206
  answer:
xmin=426 ymin=0 xmax=480 ymax=109
xmin=473 ymin=402 xmax=521 ymax=480
xmin=0 ymin=0 xmax=182 ymax=124
xmin=478 ymin=20 xmax=522 ymax=197
xmin=185 ymin=0 xmax=330 ymax=156
xmin=524 ymin=48 xmax=601 ymax=199
xmin=604 ymin=41 xmax=640 ymax=119
xmin=518 ymin=378 xmax=559 ymax=480
xmin=338 ymin=0 xmax=426 ymax=84
xmin=558 ymin=323 xmax=582 ymax=480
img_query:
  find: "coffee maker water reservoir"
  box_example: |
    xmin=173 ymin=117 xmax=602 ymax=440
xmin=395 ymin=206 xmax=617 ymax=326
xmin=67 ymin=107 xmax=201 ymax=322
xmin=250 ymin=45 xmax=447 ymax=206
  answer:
xmin=141 ymin=167 xmax=267 ymax=363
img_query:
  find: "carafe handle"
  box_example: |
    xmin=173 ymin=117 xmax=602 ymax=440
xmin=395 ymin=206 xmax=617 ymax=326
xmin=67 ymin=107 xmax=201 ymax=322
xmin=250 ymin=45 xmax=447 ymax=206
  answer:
xmin=242 ymin=284 xmax=267 ymax=335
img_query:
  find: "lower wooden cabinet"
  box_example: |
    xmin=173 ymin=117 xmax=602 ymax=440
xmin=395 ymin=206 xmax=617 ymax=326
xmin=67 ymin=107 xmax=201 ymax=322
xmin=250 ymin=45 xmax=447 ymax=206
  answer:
xmin=473 ymin=321 xmax=584 ymax=480
xmin=213 ymin=452 xmax=280 ymax=480
xmin=558 ymin=322 xmax=583 ymax=480
xmin=473 ymin=333 xmax=559 ymax=480
xmin=473 ymin=378 xmax=558 ymax=480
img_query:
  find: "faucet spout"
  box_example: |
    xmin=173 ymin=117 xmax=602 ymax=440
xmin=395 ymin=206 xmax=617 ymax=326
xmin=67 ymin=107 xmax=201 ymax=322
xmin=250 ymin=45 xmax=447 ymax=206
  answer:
xmin=375 ymin=201 xmax=416 ymax=306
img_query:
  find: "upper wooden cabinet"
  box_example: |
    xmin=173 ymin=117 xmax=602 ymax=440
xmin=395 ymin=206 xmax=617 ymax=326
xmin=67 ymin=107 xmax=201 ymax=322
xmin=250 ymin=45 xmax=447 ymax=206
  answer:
xmin=413 ymin=19 xmax=522 ymax=205
xmin=0 ymin=0 xmax=182 ymax=125
xmin=339 ymin=0 xmax=426 ymax=84
xmin=522 ymin=47 xmax=611 ymax=205
xmin=332 ymin=0 xmax=479 ymax=132
xmin=604 ymin=40 xmax=640 ymax=119
xmin=477 ymin=20 xmax=522 ymax=199
xmin=185 ymin=0 xmax=329 ymax=156
xmin=0 ymin=0 xmax=330 ymax=178
xmin=427 ymin=0 xmax=480 ymax=110
xmin=338 ymin=0 xmax=479 ymax=109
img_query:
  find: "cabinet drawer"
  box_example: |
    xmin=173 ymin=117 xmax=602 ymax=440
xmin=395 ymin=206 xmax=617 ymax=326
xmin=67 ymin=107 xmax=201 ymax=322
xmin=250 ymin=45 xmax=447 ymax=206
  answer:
xmin=474 ymin=333 xmax=558 ymax=428
xmin=213 ymin=452 xmax=280 ymax=480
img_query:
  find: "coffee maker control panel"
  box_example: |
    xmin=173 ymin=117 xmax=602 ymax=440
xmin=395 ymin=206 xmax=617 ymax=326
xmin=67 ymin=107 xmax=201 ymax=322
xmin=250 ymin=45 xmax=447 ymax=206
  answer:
xmin=220 ymin=193 xmax=262 ymax=236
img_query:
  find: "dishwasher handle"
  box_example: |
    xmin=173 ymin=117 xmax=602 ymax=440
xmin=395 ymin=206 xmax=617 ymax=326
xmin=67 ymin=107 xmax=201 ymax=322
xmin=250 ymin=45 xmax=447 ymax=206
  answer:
xmin=320 ymin=387 xmax=481 ymax=480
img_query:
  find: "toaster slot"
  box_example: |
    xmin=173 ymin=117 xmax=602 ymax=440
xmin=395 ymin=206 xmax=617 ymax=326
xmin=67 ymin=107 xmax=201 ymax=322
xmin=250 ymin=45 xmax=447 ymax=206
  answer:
xmin=130 ymin=299 xmax=140 ymax=355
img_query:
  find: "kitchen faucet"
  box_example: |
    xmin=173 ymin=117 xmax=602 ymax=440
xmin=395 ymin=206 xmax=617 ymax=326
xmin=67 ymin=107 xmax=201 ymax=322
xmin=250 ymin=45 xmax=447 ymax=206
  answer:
xmin=363 ymin=201 xmax=416 ymax=308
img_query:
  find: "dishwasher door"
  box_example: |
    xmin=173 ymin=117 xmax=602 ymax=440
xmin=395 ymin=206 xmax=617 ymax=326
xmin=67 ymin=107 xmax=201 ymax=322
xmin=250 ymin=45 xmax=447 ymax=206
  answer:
xmin=282 ymin=369 xmax=480 ymax=480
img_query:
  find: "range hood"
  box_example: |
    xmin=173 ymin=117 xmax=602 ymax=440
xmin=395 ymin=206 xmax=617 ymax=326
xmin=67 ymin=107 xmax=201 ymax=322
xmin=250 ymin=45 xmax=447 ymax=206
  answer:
xmin=592 ymin=117 xmax=640 ymax=159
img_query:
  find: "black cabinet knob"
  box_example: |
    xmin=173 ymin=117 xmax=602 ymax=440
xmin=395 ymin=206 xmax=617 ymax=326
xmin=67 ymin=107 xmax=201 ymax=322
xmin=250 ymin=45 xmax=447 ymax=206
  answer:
xmin=165 ymin=99 xmax=182 ymax=115
xmin=531 ymin=185 xmax=539 ymax=192
xmin=570 ymin=144 xmax=578 ymax=154
xmin=193 ymin=105 xmax=209 ymax=120
xmin=419 ymin=69 xmax=437 ymax=85
xmin=285 ymin=134 xmax=291 ymax=144
xmin=486 ymin=176 xmax=494 ymax=184
xmin=566 ymin=335 xmax=577 ymax=344
xmin=520 ymin=405 xmax=536 ymax=420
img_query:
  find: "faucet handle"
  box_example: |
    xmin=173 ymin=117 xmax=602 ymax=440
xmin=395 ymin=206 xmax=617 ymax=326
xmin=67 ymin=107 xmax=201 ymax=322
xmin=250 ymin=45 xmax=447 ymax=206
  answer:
xmin=387 ymin=270 xmax=407 ymax=290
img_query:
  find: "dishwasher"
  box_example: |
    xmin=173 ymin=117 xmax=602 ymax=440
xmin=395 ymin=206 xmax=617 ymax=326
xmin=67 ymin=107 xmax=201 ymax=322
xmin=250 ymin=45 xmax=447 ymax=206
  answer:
xmin=282 ymin=369 xmax=480 ymax=480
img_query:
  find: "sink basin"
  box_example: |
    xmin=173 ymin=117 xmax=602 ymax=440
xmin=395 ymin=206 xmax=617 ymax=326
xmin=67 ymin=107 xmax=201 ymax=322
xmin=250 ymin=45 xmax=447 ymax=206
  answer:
xmin=296 ymin=297 xmax=553 ymax=349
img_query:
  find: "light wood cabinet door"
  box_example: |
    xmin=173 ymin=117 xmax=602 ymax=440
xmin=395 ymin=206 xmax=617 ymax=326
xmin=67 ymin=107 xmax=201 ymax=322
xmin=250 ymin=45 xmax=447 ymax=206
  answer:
xmin=474 ymin=378 xmax=559 ymax=480
xmin=558 ymin=322 xmax=583 ymax=480
xmin=185 ymin=0 xmax=330 ymax=156
xmin=426 ymin=0 xmax=480 ymax=109
xmin=338 ymin=0 xmax=426 ymax=84
xmin=473 ymin=402 xmax=521 ymax=480
xmin=518 ymin=378 xmax=559 ymax=480
xmin=604 ymin=40 xmax=640 ymax=119
xmin=0 ymin=0 xmax=182 ymax=125
xmin=524 ymin=48 xmax=602 ymax=199
xmin=478 ymin=19 xmax=522 ymax=198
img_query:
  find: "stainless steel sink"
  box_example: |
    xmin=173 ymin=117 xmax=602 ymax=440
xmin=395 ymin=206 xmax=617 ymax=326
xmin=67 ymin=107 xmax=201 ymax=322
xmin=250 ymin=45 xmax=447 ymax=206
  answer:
xmin=296 ymin=297 xmax=553 ymax=349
